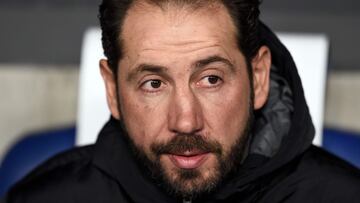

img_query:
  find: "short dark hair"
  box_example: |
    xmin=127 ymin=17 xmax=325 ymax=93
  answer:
xmin=99 ymin=0 xmax=261 ymax=75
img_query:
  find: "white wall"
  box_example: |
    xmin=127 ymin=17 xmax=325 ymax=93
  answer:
xmin=325 ymin=72 xmax=360 ymax=131
xmin=0 ymin=65 xmax=78 ymax=163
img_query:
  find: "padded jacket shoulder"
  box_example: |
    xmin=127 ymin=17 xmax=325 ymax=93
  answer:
xmin=6 ymin=146 xmax=130 ymax=203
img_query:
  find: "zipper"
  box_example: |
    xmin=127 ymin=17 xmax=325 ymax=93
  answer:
xmin=183 ymin=197 xmax=192 ymax=203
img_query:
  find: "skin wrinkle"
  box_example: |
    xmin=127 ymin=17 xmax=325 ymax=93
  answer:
xmin=124 ymin=49 xmax=238 ymax=90
xmin=122 ymin=2 xmax=237 ymax=65
xmin=126 ymin=55 xmax=236 ymax=86
xmin=140 ymin=43 xmax=224 ymax=55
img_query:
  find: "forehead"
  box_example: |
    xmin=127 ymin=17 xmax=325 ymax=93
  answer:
xmin=120 ymin=2 xmax=238 ymax=59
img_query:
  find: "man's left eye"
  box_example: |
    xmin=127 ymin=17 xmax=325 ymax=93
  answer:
xmin=197 ymin=75 xmax=223 ymax=88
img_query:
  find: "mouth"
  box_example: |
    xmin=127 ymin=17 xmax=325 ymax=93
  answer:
xmin=167 ymin=151 xmax=210 ymax=169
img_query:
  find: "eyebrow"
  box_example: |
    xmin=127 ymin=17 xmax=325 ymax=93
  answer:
xmin=126 ymin=55 xmax=235 ymax=82
xmin=194 ymin=55 xmax=235 ymax=72
xmin=127 ymin=64 xmax=168 ymax=82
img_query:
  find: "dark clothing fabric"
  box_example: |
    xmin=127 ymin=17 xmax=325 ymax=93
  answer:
xmin=6 ymin=118 xmax=360 ymax=203
xmin=6 ymin=23 xmax=360 ymax=203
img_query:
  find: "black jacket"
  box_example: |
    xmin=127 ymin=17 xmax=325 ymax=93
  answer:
xmin=6 ymin=23 xmax=360 ymax=203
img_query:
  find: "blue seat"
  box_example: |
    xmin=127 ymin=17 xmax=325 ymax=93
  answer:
xmin=323 ymin=128 xmax=360 ymax=168
xmin=0 ymin=127 xmax=75 ymax=198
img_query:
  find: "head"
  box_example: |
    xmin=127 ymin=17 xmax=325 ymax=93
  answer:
xmin=99 ymin=0 xmax=271 ymax=198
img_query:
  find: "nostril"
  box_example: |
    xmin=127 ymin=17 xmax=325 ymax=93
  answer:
xmin=168 ymin=110 xmax=204 ymax=134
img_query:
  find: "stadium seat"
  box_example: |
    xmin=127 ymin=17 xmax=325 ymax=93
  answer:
xmin=0 ymin=127 xmax=75 ymax=197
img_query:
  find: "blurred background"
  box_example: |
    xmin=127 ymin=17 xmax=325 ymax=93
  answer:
xmin=0 ymin=0 xmax=360 ymax=198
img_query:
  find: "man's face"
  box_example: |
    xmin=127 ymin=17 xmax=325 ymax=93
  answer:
xmin=101 ymin=2 xmax=270 ymax=198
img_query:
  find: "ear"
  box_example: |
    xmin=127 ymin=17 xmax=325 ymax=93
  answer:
xmin=251 ymin=46 xmax=271 ymax=110
xmin=99 ymin=59 xmax=121 ymax=119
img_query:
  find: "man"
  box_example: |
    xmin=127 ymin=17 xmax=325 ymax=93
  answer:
xmin=6 ymin=0 xmax=360 ymax=202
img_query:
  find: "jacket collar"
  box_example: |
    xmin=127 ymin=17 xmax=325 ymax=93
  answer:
xmin=92 ymin=117 xmax=176 ymax=203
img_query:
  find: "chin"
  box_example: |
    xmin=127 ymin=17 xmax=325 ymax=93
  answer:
xmin=159 ymin=156 xmax=221 ymax=198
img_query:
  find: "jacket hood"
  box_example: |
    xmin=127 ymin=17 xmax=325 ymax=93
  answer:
xmin=92 ymin=22 xmax=315 ymax=202
xmin=210 ymin=22 xmax=315 ymax=200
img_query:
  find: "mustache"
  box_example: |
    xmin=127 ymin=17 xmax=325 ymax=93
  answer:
xmin=151 ymin=133 xmax=222 ymax=156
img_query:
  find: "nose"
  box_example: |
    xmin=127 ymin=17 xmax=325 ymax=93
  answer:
xmin=168 ymin=87 xmax=204 ymax=134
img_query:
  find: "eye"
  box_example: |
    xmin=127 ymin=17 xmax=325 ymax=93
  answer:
xmin=207 ymin=76 xmax=220 ymax=84
xmin=197 ymin=75 xmax=223 ymax=88
xmin=140 ymin=79 xmax=165 ymax=92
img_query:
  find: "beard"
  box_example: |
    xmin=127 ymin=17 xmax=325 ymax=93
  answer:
xmin=115 ymin=67 xmax=254 ymax=199
xmin=117 ymin=109 xmax=253 ymax=199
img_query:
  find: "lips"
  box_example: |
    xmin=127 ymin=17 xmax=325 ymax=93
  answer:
xmin=168 ymin=151 xmax=209 ymax=169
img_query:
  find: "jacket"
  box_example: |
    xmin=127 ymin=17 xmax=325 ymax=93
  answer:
xmin=6 ymin=23 xmax=360 ymax=203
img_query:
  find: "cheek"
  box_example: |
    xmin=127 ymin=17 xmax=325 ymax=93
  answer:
xmin=199 ymin=79 xmax=251 ymax=149
xmin=118 ymin=86 xmax=170 ymax=150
